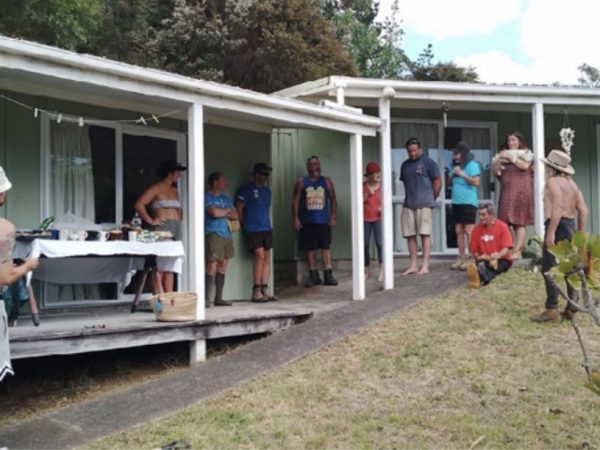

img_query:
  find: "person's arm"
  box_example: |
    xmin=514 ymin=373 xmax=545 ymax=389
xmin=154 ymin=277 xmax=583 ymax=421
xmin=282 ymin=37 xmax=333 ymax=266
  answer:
xmin=235 ymin=201 xmax=244 ymax=225
xmin=432 ymin=177 xmax=442 ymax=200
xmin=513 ymin=158 xmax=532 ymax=171
xmin=545 ymin=179 xmax=562 ymax=247
xmin=292 ymin=177 xmax=303 ymax=231
xmin=575 ymin=186 xmax=589 ymax=232
xmin=452 ymin=166 xmax=480 ymax=186
xmin=0 ymin=222 xmax=39 ymax=285
xmin=206 ymin=203 xmax=233 ymax=218
xmin=326 ymin=177 xmax=337 ymax=228
xmin=134 ymin=185 xmax=164 ymax=227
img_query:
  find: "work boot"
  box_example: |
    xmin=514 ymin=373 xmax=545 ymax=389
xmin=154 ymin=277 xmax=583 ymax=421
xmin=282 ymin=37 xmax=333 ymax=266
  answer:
xmin=323 ymin=269 xmax=338 ymax=286
xmin=305 ymin=269 xmax=322 ymax=288
xmin=459 ymin=257 xmax=474 ymax=271
xmin=214 ymin=298 xmax=232 ymax=306
xmin=251 ymin=284 xmax=268 ymax=303
xmin=562 ymin=307 xmax=577 ymax=321
xmin=261 ymin=284 xmax=278 ymax=301
xmin=466 ymin=263 xmax=480 ymax=289
xmin=530 ymin=308 xmax=560 ymax=322
xmin=451 ymin=256 xmax=465 ymax=270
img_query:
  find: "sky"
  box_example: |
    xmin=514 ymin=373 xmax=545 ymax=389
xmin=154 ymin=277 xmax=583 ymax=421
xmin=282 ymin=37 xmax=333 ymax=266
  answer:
xmin=376 ymin=0 xmax=600 ymax=85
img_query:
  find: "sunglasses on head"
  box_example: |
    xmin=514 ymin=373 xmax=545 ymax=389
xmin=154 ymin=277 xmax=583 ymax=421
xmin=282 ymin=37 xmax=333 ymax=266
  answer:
xmin=306 ymin=155 xmax=320 ymax=163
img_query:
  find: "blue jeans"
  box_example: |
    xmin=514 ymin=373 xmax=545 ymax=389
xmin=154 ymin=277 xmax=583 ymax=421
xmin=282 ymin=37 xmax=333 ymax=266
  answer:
xmin=364 ymin=220 xmax=382 ymax=267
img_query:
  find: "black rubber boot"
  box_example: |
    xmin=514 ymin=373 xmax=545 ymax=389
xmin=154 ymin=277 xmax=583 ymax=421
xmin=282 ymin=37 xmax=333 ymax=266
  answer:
xmin=305 ymin=269 xmax=322 ymax=288
xmin=323 ymin=269 xmax=338 ymax=286
xmin=205 ymin=273 xmax=214 ymax=308
xmin=214 ymin=273 xmax=232 ymax=306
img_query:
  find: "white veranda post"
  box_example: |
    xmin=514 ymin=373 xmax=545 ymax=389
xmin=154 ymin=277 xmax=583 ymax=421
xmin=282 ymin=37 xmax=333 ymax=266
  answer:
xmin=379 ymin=90 xmax=395 ymax=289
xmin=531 ymin=103 xmax=545 ymax=239
xmin=188 ymin=102 xmax=206 ymax=364
xmin=350 ymin=134 xmax=365 ymax=300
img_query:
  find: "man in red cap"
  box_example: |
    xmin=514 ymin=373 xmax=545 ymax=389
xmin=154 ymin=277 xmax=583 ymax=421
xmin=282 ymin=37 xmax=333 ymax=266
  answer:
xmin=363 ymin=162 xmax=383 ymax=281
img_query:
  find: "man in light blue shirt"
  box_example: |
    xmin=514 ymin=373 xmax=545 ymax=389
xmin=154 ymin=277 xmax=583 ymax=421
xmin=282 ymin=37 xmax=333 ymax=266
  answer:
xmin=205 ymin=172 xmax=237 ymax=307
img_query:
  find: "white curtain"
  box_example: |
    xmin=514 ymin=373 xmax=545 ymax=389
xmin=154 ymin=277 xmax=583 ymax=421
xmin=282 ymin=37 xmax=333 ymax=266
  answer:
xmin=50 ymin=122 xmax=95 ymax=221
xmin=49 ymin=122 xmax=98 ymax=301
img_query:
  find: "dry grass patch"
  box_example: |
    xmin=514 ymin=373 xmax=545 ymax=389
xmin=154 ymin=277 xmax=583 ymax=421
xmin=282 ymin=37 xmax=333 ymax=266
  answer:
xmin=93 ymin=269 xmax=600 ymax=449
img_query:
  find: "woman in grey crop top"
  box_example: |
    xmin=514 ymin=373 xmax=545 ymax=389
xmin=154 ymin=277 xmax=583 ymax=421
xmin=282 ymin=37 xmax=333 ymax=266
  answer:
xmin=134 ymin=160 xmax=186 ymax=294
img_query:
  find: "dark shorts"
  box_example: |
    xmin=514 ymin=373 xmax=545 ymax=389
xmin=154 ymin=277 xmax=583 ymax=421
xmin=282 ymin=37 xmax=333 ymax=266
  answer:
xmin=298 ymin=223 xmax=331 ymax=251
xmin=452 ymin=204 xmax=477 ymax=225
xmin=205 ymin=233 xmax=234 ymax=262
xmin=246 ymin=230 xmax=273 ymax=252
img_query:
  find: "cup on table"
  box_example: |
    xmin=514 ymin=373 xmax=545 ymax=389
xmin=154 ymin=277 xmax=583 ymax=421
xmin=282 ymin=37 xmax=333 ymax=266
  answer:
xmin=59 ymin=229 xmax=69 ymax=240
xmin=96 ymin=230 xmax=109 ymax=242
xmin=128 ymin=231 xmax=137 ymax=242
xmin=68 ymin=230 xmax=88 ymax=241
xmin=50 ymin=229 xmax=59 ymax=240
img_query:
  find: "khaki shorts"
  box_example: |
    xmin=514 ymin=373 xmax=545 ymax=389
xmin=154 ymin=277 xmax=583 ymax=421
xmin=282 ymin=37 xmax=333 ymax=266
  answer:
xmin=206 ymin=233 xmax=234 ymax=262
xmin=401 ymin=207 xmax=433 ymax=237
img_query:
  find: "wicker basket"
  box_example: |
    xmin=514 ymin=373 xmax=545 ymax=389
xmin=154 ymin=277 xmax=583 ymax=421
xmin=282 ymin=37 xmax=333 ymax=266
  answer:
xmin=150 ymin=292 xmax=197 ymax=322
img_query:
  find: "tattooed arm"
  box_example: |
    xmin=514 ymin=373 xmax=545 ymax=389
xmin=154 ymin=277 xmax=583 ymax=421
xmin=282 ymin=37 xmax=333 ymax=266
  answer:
xmin=0 ymin=219 xmax=38 ymax=286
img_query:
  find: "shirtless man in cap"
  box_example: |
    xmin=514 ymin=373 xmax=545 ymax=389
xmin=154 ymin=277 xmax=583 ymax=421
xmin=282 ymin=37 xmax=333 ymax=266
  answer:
xmin=531 ymin=149 xmax=588 ymax=322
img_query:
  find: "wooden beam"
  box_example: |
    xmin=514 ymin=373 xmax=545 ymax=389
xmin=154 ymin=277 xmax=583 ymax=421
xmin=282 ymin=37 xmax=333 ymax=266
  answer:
xmin=532 ymin=103 xmax=546 ymax=239
xmin=350 ymin=134 xmax=365 ymax=300
xmin=379 ymin=95 xmax=394 ymax=289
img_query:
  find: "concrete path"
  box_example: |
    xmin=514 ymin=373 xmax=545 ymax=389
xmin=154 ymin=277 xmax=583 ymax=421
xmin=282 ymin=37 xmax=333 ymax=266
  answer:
xmin=0 ymin=261 xmax=465 ymax=449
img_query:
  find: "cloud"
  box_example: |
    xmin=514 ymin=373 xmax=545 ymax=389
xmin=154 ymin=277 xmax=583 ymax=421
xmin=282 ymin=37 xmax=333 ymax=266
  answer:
xmin=384 ymin=0 xmax=521 ymax=40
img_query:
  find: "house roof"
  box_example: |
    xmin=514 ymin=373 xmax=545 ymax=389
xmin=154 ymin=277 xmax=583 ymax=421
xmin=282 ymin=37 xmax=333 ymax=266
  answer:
xmin=275 ymin=76 xmax=600 ymax=113
xmin=0 ymin=37 xmax=381 ymax=136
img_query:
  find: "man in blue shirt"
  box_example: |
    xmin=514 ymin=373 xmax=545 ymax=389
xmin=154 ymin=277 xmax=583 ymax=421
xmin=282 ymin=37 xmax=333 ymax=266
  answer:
xmin=400 ymin=137 xmax=441 ymax=275
xmin=205 ymin=172 xmax=237 ymax=307
xmin=236 ymin=162 xmax=277 ymax=302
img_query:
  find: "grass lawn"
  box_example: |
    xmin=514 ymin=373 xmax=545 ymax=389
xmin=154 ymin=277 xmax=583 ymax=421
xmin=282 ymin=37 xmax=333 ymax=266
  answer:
xmin=91 ymin=269 xmax=600 ymax=449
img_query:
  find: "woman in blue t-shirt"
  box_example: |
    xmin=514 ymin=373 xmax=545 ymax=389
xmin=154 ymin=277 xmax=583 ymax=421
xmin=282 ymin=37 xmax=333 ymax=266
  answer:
xmin=450 ymin=141 xmax=481 ymax=270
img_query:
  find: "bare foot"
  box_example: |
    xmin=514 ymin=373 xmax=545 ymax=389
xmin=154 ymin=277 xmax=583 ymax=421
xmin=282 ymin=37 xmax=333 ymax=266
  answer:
xmin=417 ymin=266 xmax=429 ymax=275
xmin=403 ymin=267 xmax=419 ymax=275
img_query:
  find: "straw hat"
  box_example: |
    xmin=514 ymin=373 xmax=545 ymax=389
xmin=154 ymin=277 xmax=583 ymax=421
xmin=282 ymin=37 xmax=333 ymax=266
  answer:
xmin=0 ymin=166 xmax=12 ymax=193
xmin=542 ymin=149 xmax=574 ymax=175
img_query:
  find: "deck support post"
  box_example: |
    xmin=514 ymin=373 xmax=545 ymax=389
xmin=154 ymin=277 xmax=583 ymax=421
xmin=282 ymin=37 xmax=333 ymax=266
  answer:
xmin=350 ymin=133 xmax=365 ymax=300
xmin=188 ymin=102 xmax=206 ymax=364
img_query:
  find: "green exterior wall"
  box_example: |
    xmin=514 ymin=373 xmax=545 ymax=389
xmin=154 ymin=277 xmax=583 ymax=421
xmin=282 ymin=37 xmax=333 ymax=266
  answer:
xmin=0 ymin=90 xmax=270 ymax=303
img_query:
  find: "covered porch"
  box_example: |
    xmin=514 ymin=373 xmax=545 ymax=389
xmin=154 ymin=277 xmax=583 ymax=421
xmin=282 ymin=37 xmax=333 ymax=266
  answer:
xmin=0 ymin=37 xmax=381 ymax=363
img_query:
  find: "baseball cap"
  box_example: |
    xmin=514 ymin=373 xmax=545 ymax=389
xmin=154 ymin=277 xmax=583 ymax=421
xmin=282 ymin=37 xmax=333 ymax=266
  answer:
xmin=156 ymin=160 xmax=187 ymax=178
xmin=253 ymin=162 xmax=273 ymax=174
xmin=365 ymin=162 xmax=381 ymax=175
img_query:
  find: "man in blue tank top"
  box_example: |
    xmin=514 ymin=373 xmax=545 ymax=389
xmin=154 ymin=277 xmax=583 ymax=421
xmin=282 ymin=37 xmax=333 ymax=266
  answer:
xmin=292 ymin=155 xmax=338 ymax=287
xmin=236 ymin=162 xmax=277 ymax=302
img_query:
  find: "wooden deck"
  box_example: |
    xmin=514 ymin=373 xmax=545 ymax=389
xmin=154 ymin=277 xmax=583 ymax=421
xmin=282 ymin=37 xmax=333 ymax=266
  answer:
xmin=8 ymin=278 xmax=357 ymax=360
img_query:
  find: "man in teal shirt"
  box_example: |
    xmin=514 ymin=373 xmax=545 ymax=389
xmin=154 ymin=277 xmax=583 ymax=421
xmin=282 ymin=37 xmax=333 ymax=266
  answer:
xmin=205 ymin=172 xmax=237 ymax=307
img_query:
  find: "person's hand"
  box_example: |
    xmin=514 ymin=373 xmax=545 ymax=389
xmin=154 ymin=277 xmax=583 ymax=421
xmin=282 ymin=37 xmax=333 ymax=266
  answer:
xmin=329 ymin=216 xmax=337 ymax=228
xmin=152 ymin=217 xmax=166 ymax=227
xmin=545 ymin=233 xmax=555 ymax=248
xmin=25 ymin=258 xmax=39 ymax=271
xmin=293 ymin=217 xmax=302 ymax=231
xmin=452 ymin=166 xmax=463 ymax=176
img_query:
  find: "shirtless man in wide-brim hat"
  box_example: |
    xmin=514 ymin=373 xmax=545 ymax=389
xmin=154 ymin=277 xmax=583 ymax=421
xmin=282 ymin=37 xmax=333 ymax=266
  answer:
xmin=531 ymin=150 xmax=589 ymax=322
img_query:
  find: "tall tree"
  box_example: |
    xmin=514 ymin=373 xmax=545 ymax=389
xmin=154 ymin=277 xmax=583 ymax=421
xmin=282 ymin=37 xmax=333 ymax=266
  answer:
xmin=325 ymin=0 xmax=409 ymax=79
xmin=0 ymin=0 xmax=102 ymax=50
xmin=408 ymin=44 xmax=478 ymax=82
xmin=578 ymin=63 xmax=600 ymax=87
xmin=225 ymin=0 xmax=356 ymax=92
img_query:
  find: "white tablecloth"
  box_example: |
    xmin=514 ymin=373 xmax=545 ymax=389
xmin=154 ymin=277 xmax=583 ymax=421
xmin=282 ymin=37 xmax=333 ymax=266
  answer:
xmin=15 ymin=240 xmax=185 ymax=286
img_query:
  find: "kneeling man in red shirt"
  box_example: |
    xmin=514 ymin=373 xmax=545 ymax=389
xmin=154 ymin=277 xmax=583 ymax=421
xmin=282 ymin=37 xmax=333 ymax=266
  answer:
xmin=467 ymin=204 xmax=513 ymax=288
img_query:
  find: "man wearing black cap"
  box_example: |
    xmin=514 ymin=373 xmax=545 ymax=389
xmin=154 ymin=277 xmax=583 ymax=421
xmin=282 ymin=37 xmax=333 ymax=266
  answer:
xmin=236 ymin=162 xmax=277 ymax=302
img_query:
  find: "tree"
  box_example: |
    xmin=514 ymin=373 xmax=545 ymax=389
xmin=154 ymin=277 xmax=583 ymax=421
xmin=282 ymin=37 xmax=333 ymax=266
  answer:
xmin=0 ymin=0 xmax=102 ymax=50
xmin=225 ymin=0 xmax=356 ymax=93
xmin=408 ymin=44 xmax=479 ymax=83
xmin=325 ymin=0 xmax=409 ymax=79
xmin=578 ymin=63 xmax=600 ymax=88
